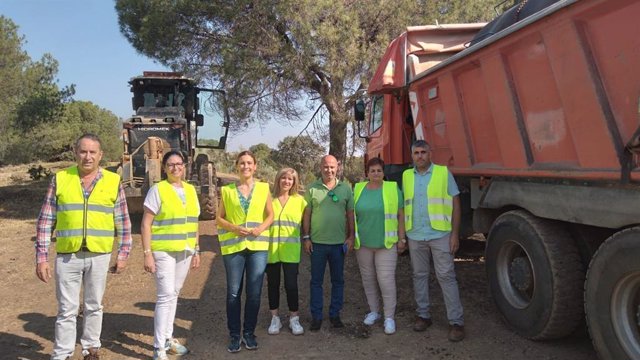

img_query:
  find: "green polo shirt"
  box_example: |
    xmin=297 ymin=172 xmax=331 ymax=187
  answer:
xmin=304 ymin=179 xmax=354 ymax=245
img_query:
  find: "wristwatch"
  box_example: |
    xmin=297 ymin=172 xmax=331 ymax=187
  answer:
xmin=399 ymin=238 xmax=407 ymax=244
xmin=302 ymin=235 xmax=311 ymax=241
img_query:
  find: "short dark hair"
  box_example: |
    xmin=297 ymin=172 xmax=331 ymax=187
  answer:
xmin=75 ymin=133 xmax=102 ymax=150
xmin=366 ymin=157 xmax=385 ymax=169
xmin=411 ymin=139 xmax=430 ymax=152
xmin=162 ymin=150 xmax=185 ymax=167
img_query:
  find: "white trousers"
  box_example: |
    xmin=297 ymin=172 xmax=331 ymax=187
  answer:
xmin=153 ymin=251 xmax=193 ymax=349
xmin=52 ymin=252 xmax=111 ymax=360
xmin=355 ymin=245 xmax=398 ymax=319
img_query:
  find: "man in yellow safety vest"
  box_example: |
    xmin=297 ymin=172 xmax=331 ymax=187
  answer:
xmin=402 ymin=140 xmax=465 ymax=342
xmin=35 ymin=133 xmax=131 ymax=360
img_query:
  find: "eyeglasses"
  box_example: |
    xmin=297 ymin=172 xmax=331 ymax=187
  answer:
xmin=327 ymin=190 xmax=338 ymax=202
xmin=166 ymin=163 xmax=184 ymax=169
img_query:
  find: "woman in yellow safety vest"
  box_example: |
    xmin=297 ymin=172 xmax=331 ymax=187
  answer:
xmin=265 ymin=168 xmax=307 ymax=336
xmin=354 ymin=157 xmax=406 ymax=335
xmin=216 ymin=150 xmax=274 ymax=353
xmin=141 ymin=151 xmax=201 ymax=360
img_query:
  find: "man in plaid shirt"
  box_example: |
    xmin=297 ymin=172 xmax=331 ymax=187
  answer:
xmin=35 ymin=133 xmax=132 ymax=360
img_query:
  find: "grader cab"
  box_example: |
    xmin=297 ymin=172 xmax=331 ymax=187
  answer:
xmin=119 ymin=71 xmax=229 ymax=219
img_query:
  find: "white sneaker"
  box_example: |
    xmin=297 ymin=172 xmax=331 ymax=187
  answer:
xmin=153 ymin=348 xmax=168 ymax=360
xmin=289 ymin=316 xmax=304 ymax=335
xmin=268 ymin=315 xmax=282 ymax=335
xmin=363 ymin=312 xmax=381 ymax=326
xmin=384 ymin=318 xmax=396 ymax=334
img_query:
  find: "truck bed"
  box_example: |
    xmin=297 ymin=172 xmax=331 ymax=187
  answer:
xmin=409 ymin=0 xmax=640 ymax=183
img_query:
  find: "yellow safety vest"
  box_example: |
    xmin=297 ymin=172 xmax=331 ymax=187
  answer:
xmin=268 ymin=195 xmax=306 ymax=263
xmin=218 ymin=182 xmax=270 ymax=255
xmin=55 ymin=166 xmax=120 ymax=253
xmin=151 ymin=180 xmax=200 ymax=252
xmin=403 ymin=165 xmax=453 ymax=232
xmin=353 ymin=181 xmax=399 ymax=249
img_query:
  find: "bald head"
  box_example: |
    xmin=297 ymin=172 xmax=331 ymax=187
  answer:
xmin=320 ymin=155 xmax=338 ymax=185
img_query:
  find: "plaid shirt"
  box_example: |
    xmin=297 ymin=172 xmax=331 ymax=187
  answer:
xmin=35 ymin=168 xmax=132 ymax=264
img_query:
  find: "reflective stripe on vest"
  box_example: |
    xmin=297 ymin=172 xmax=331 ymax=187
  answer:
xmin=268 ymin=195 xmax=305 ymax=263
xmin=55 ymin=166 xmax=120 ymax=253
xmin=402 ymin=165 xmax=453 ymax=232
xmin=218 ymin=182 xmax=270 ymax=255
xmin=151 ymin=180 xmax=200 ymax=252
xmin=353 ymin=181 xmax=399 ymax=249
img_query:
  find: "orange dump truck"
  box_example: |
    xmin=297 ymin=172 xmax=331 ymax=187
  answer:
xmin=355 ymin=0 xmax=640 ymax=358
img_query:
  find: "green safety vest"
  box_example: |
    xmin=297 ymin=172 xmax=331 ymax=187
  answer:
xmin=403 ymin=165 xmax=453 ymax=232
xmin=55 ymin=166 xmax=120 ymax=253
xmin=353 ymin=181 xmax=400 ymax=249
xmin=151 ymin=180 xmax=200 ymax=252
xmin=218 ymin=182 xmax=270 ymax=255
xmin=268 ymin=195 xmax=306 ymax=263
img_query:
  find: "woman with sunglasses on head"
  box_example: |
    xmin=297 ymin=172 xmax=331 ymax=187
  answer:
xmin=266 ymin=168 xmax=307 ymax=336
xmin=353 ymin=157 xmax=405 ymax=335
xmin=217 ymin=150 xmax=274 ymax=353
xmin=141 ymin=151 xmax=201 ymax=360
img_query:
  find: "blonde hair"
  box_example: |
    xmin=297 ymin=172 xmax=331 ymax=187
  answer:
xmin=273 ymin=168 xmax=300 ymax=196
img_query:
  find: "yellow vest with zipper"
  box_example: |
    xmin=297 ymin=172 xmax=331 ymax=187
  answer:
xmin=353 ymin=181 xmax=399 ymax=249
xmin=218 ymin=182 xmax=270 ymax=255
xmin=403 ymin=165 xmax=453 ymax=232
xmin=268 ymin=194 xmax=306 ymax=263
xmin=151 ymin=180 xmax=200 ymax=252
xmin=55 ymin=166 xmax=120 ymax=253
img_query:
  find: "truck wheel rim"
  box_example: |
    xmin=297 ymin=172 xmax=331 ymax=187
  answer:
xmin=611 ymin=272 xmax=640 ymax=357
xmin=497 ymin=240 xmax=534 ymax=309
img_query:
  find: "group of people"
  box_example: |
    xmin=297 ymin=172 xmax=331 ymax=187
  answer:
xmin=35 ymin=133 xmax=465 ymax=360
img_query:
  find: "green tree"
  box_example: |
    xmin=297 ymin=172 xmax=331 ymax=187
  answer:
xmin=271 ymin=135 xmax=324 ymax=185
xmin=8 ymin=101 xmax=121 ymax=164
xmin=0 ymin=16 xmax=76 ymax=164
xmin=249 ymin=143 xmax=276 ymax=169
xmin=115 ymin=0 xmax=495 ymax=164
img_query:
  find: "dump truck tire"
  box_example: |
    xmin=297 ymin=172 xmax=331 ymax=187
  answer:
xmin=585 ymin=227 xmax=640 ymax=360
xmin=486 ymin=210 xmax=584 ymax=339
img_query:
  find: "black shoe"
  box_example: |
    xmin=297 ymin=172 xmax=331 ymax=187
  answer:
xmin=242 ymin=334 xmax=258 ymax=350
xmin=330 ymin=316 xmax=344 ymax=328
xmin=227 ymin=336 xmax=241 ymax=353
xmin=310 ymin=318 xmax=322 ymax=331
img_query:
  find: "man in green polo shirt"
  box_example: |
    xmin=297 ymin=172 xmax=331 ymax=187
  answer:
xmin=302 ymin=155 xmax=355 ymax=331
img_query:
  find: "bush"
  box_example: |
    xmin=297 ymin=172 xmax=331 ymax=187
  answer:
xmin=28 ymin=165 xmax=52 ymax=180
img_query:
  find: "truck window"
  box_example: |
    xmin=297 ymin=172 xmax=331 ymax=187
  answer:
xmin=370 ymin=95 xmax=384 ymax=133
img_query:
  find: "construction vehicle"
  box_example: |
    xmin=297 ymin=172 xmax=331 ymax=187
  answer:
xmin=119 ymin=71 xmax=229 ymax=219
xmin=355 ymin=0 xmax=640 ymax=359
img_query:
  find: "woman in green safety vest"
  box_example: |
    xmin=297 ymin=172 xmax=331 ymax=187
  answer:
xmin=216 ymin=150 xmax=274 ymax=353
xmin=141 ymin=151 xmax=201 ymax=360
xmin=266 ymin=168 xmax=307 ymax=336
xmin=353 ymin=157 xmax=406 ymax=335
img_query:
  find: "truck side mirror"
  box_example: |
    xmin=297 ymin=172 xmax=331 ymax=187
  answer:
xmin=354 ymin=99 xmax=366 ymax=121
xmin=195 ymin=114 xmax=204 ymax=127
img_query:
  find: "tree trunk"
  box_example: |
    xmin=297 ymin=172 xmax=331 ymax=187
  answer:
xmin=328 ymin=111 xmax=347 ymax=165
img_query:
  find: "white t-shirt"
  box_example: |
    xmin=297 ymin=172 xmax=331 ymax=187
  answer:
xmin=143 ymin=183 xmax=200 ymax=215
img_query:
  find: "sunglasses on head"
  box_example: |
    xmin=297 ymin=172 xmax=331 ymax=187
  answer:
xmin=327 ymin=190 xmax=338 ymax=202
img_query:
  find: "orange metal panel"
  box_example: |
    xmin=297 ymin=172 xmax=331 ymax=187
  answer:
xmin=503 ymin=32 xmax=580 ymax=167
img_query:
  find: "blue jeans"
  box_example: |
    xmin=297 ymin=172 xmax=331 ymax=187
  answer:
xmin=222 ymin=249 xmax=268 ymax=337
xmin=309 ymin=243 xmax=345 ymax=320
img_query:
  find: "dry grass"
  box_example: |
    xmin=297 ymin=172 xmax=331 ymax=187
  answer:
xmin=0 ymin=162 xmax=73 ymax=187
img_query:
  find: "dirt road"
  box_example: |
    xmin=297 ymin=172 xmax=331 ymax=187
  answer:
xmin=0 ymin=179 xmax=598 ymax=360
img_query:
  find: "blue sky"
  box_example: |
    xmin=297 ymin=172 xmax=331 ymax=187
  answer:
xmin=0 ymin=0 xmax=308 ymax=151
